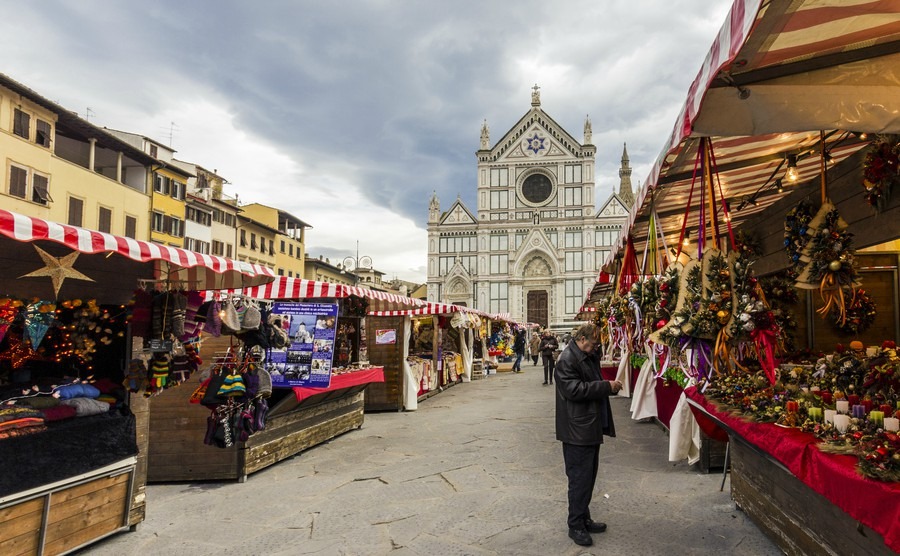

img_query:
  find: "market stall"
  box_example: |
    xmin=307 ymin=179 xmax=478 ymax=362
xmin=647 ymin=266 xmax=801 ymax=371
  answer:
xmin=587 ymin=1 xmax=900 ymax=553
xmin=147 ymin=277 xmax=387 ymax=482
xmin=0 ymin=209 xmax=273 ymax=555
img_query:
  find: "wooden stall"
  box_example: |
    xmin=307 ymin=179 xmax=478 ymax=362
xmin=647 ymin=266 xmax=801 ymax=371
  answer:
xmin=147 ymin=279 xmax=386 ymax=482
xmin=0 ymin=209 xmax=273 ymax=554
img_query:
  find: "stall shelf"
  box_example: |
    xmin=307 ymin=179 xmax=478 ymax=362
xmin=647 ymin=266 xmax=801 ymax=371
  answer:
xmin=0 ymin=209 xmax=273 ymax=554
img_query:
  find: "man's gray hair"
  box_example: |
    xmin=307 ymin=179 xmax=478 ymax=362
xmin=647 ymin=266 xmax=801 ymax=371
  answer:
xmin=572 ymin=323 xmax=601 ymax=343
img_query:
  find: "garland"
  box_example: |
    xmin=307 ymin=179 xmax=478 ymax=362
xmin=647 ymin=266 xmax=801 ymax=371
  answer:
xmin=862 ymin=135 xmax=900 ymax=211
xmin=831 ymin=289 xmax=876 ymax=336
xmin=657 ymin=262 xmax=702 ymax=348
xmin=759 ymin=272 xmax=800 ymax=355
xmin=783 ymin=200 xmax=815 ymax=272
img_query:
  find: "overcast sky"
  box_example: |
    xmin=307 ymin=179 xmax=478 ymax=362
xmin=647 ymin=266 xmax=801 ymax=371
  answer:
xmin=3 ymin=0 xmax=733 ymax=282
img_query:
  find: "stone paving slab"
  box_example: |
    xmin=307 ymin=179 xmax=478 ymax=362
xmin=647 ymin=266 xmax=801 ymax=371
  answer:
xmin=76 ymin=371 xmax=780 ymax=556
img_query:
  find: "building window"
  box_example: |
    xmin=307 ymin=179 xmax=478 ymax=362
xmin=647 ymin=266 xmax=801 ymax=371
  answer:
xmin=546 ymin=231 xmax=558 ymax=248
xmin=240 ymin=230 xmax=247 ymax=247
xmin=185 ymin=238 xmax=210 ymax=254
xmin=489 ymin=168 xmax=508 ymax=187
xmin=564 ymin=231 xmax=583 ymax=248
xmin=149 ymin=144 xmax=158 ymax=158
xmin=225 ymin=213 xmax=235 ymax=227
xmin=13 ymin=109 xmax=30 ymax=139
xmin=564 ymin=165 xmax=582 ymax=184
xmin=170 ymin=217 xmax=184 ymax=237
xmin=98 ymin=206 xmax=112 ymax=233
xmin=8 ymin=165 xmax=27 ymax=198
xmin=186 ymin=207 xmax=212 ymax=226
xmin=563 ymin=209 xmax=583 ymax=217
xmin=280 ymin=240 xmax=286 ymax=253
xmin=565 ymin=278 xmax=584 ymax=314
xmin=171 ymin=180 xmax=185 ymax=200
xmin=489 ymin=254 xmax=508 ymax=274
xmin=289 ymin=244 xmax=294 ymax=257
xmin=595 ymin=229 xmax=618 ymax=246
xmin=278 ymin=268 xmax=284 ymax=276
xmin=226 ymin=244 xmax=233 ymax=258
xmin=489 ymin=190 xmax=508 ymax=210
xmin=489 ymin=282 xmax=508 ymax=314
xmin=35 ymin=119 xmax=51 ymax=148
xmin=595 ymin=250 xmax=610 ymax=270
xmin=565 ymin=251 xmax=583 ymax=272
xmin=250 ymin=233 xmax=258 ymax=250
xmin=125 ymin=215 xmax=137 ymax=239
xmin=32 ymin=173 xmax=50 ymax=205
xmin=260 ymin=239 xmax=267 ymax=255
xmin=68 ymin=197 xmax=84 ymax=227
xmin=489 ymin=234 xmax=508 ymax=251
xmin=514 ymin=211 xmax=532 ymax=220
xmin=269 ymin=240 xmax=274 ymax=254
xmin=212 ymin=240 xmax=225 ymax=256
xmin=540 ymin=210 xmax=557 ymax=219
xmin=154 ymin=174 xmax=170 ymax=194
xmin=563 ymin=187 xmax=582 ymax=206
xmin=151 ymin=211 xmax=165 ymax=233
xmin=515 ymin=233 xmax=525 ymax=250
xmin=439 ymin=256 xmax=454 ymax=275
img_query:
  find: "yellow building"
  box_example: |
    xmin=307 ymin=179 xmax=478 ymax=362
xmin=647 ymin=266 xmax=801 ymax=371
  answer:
xmin=0 ymin=74 xmax=155 ymax=237
xmin=239 ymin=203 xmax=309 ymax=277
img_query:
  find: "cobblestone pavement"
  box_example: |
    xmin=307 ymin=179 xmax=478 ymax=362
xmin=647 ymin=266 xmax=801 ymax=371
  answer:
xmin=79 ymin=366 xmax=779 ymax=555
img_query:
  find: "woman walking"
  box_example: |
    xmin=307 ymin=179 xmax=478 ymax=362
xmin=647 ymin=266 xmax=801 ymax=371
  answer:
xmin=511 ymin=329 xmax=526 ymax=373
xmin=539 ymin=331 xmax=559 ymax=385
xmin=529 ymin=332 xmax=541 ymax=365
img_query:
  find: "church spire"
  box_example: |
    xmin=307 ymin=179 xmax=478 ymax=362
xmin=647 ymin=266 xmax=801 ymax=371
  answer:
xmin=618 ymin=143 xmax=635 ymax=207
xmin=583 ymin=115 xmax=592 ymax=145
xmin=428 ymin=191 xmax=441 ymax=223
xmin=531 ymin=84 xmax=541 ymax=107
xmin=480 ymin=119 xmax=490 ymax=150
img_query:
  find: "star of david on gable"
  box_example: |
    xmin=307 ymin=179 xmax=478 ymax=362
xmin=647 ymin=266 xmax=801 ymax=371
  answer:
xmin=524 ymin=133 xmax=546 ymax=155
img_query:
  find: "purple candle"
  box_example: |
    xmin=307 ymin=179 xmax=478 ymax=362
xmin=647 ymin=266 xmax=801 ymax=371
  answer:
xmin=852 ymin=404 xmax=866 ymax=419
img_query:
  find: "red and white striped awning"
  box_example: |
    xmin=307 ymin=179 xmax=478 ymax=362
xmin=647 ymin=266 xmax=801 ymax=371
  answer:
xmin=341 ymin=285 xmax=421 ymax=305
xmin=206 ymin=277 xmax=343 ymax=300
xmin=368 ymin=302 xmax=459 ymax=317
xmin=0 ymin=209 xmax=275 ymax=290
xmin=604 ymin=0 xmax=900 ymax=269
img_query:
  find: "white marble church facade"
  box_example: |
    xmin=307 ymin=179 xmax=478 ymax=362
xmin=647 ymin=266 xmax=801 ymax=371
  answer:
xmin=426 ymin=87 xmax=633 ymax=332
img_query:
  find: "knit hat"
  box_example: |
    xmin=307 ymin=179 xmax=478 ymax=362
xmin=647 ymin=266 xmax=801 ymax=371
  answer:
xmin=124 ymin=359 xmax=148 ymax=393
xmin=204 ymin=300 xmax=222 ymax=337
xmin=241 ymin=304 xmax=261 ymax=330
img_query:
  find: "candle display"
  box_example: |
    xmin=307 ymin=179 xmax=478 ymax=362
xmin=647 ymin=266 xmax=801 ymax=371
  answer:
xmin=834 ymin=414 xmax=851 ymax=433
xmin=824 ymin=409 xmax=836 ymax=424
xmin=869 ymin=410 xmax=884 ymax=427
xmin=847 ymin=394 xmax=860 ymax=406
xmin=807 ymin=408 xmax=822 ymax=421
xmin=786 ymin=400 xmax=799 ymax=413
xmin=852 ymin=405 xmax=866 ymax=419
xmin=880 ymin=404 xmax=893 ymax=415
xmin=836 ymin=400 xmax=850 ymax=414
xmin=820 ymin=391 xmax=833 ymax=405
xmin=861 ymin=398 xmax=874 ymax=414
xmin=884 ymin=417 xmax=900 ymax=432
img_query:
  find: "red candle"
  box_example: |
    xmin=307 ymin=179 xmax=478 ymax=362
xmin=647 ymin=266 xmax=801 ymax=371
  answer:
xmin=847 ymin=394 xmax=860 ymax=406
xmin=786 ymin=401 xmax=799 ymax=413
xmin=880 ymin=404 xmax=893 ymax=415
xmin=861 ymin=399 xmax=874 ymax=414
xmin=820 ymin=392 xmax=833 ymax=405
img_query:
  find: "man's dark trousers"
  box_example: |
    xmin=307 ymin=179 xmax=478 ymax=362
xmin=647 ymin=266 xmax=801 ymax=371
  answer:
xmin=562 ymin=442 xmax=600 ymax=529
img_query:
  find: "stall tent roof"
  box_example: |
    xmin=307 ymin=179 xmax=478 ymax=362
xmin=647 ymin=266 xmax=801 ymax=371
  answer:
xmin=605 ymin=0 xmax=900 ymax=270
xmin=0 ymin=209 xmax=275 ymax=290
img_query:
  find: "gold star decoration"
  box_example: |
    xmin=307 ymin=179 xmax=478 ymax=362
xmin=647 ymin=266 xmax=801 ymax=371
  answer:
xmin=20 ymin=245 xmax=94 ymax=298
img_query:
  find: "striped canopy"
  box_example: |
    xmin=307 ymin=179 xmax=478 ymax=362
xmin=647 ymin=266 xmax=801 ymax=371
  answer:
xmin=0 ymin=209 xmax=275 ymax=291
xmin=605 ymin=0 xmax=900 ymax=267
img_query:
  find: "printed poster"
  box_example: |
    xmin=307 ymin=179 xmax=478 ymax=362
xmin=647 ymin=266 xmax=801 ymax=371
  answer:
xmin=375 ymin=328 xmax=396 ymax=345
xmin=267 ymin=302 xmax=338 ymax=388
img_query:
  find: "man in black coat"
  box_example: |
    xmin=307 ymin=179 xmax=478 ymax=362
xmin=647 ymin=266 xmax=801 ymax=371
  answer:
xmin=554 ymin=323 xmax=622 ymax=547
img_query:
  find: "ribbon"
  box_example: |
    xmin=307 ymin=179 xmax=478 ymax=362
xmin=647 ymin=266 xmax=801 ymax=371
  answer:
xmin=816 ymin=273 xmax=855 ymax=325
xmin=752 ymin=328 xmax=779 ymax=385
xmin=713 ymin=327 xmax=731 ymax=376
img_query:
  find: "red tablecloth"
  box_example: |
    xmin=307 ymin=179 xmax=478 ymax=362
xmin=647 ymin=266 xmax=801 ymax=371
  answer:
xmin=653 ymin=380 xmax=683 ymax=429
xmin=292 ymin=367 xmax=385 ymax=401
xmin=684 ymin=387 xmax=900 ymax=553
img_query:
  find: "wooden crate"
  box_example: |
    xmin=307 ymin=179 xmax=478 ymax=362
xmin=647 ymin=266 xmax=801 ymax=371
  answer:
xmin=730 ymin=434 xmax=893 ymax=555
xmin=0 ymin=462 xmax=134 ymax=556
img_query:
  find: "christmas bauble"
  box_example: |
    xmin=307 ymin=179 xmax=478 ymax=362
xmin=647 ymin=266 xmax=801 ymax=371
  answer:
xmin=828 ymin=260 xmax=842 ymax=272
xmin=716 ymin=310 xmax=729 ymax=324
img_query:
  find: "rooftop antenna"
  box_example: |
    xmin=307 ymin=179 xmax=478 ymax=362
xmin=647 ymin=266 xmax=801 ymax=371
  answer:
xmin=85 ymin=107 xmax=94 ymax=122
xmin=164 ymin=121 xmax=179 ymax=147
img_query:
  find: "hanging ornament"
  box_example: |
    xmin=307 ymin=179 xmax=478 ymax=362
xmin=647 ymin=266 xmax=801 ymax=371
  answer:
xmin=24 ymin=300 xmax=56 ymax=349
xmin=19 ymin=246 xmax=94 ymax=298
xmin=862 ymin=135 xmax=900 ymax=211
xmin=0 ymin=298 xmax=20 ymax=343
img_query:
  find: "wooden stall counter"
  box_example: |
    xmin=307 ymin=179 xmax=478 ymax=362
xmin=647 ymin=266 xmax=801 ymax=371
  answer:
xmin=148 ymin=368 xmax=384 ymax=483
xmin=684 ymin=387 xmax=900 ymax=555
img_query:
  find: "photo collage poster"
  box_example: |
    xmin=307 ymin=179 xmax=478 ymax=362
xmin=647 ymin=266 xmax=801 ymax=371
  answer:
xmin=267 ymin=302 xmax=338 ymax=388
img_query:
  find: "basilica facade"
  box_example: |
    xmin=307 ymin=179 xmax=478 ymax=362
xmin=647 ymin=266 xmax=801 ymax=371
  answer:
xmin=426 ymin=87 xmax=633 ymax=332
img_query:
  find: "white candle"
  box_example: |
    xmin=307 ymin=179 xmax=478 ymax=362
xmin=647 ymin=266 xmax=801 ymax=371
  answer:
xmin=834 ymin=414 xmax=850 ymax=433
xmin=836 ymin=400 xmax=850 ymax=414
xmin=885 ymin=417 xmax=899 ymax=432
xmin=824 ymin=409 xmax=836 ymax=424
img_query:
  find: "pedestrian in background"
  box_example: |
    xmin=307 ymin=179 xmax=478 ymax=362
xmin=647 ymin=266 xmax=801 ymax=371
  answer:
xmin=554 ymin=323 xmax=622 ymax=547
xmin=511 ymin=329 xmax=526 ymax=373
xmin=529 ymin=331 xmax=541 ymax=366
xmin=538 ymin=331 xmax=558 ymax=385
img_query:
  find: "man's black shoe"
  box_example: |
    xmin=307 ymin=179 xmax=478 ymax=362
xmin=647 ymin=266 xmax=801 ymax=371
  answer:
xmin=568 ymin=527 xmax=592 ymax=546
xmin=584 ymin=519 xmax=607 ymax=533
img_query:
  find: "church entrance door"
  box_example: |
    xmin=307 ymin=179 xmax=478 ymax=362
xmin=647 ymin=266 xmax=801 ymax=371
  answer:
xmin=527 ymin=290 xmax=548 ymax=328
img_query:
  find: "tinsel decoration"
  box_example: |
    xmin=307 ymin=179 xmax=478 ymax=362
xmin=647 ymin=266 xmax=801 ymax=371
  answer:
xmin=795 ymin=203 xmax=860 ymax=325
xmin=831 ymin=289 xmax=876 ymax=336
xmin=862 ymin=135 xmax=900 ymax=211
xmin=783 ymin=200 xmax=815 ymax=272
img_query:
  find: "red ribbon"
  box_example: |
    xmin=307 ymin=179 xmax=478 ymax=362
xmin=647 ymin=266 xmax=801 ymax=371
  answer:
xmin=751 ymin=328 xmax=778 ymax=385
